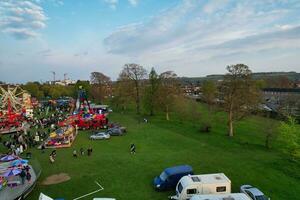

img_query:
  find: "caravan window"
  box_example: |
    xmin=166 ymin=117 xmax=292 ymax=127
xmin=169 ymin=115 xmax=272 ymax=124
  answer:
xmin=178 ymin=183 xmax=183 ymax=194
xmin=187 ymin=188 xmax=197 ymax=194
xmin=216 ymin=186 xmax=226 ymax=192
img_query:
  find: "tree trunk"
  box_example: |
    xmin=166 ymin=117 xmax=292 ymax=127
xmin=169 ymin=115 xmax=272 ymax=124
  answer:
xmin=166 ymin=105 xmax=169 ymax=121
xmin=228 ymin=109 xmax=234 ymax=137
xmin=135 ymin=80 xmax=140 ymax=115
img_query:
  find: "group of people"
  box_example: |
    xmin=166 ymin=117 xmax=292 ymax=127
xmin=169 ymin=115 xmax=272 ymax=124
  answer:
xmin=2 ymin=132 xmax=29 ymax=156
xmin=19 ymin=165 xmax=32 ymax=185
xmin=73 ymin=147 xmax=93 ymax=157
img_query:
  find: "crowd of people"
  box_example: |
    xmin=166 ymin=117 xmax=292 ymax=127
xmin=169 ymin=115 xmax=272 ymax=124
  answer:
xmin=1 ymin=106 xmax=69 ymax=157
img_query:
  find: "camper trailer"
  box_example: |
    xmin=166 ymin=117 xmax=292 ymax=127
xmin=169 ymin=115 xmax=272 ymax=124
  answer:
xmin=190 ymin=193 xmax=252 ymax=200
xmin=170 ymin=173 xmax=231 ymax=200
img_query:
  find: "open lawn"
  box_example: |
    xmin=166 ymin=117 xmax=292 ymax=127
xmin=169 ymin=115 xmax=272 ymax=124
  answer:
xmin=12 ymin=107 xmax=300 ymax=200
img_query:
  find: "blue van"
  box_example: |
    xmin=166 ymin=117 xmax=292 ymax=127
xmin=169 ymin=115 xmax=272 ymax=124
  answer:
xmin=153 ymin=165 xmax=193 ymax=191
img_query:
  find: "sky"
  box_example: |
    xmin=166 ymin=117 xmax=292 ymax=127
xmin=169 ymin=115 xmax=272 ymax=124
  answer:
xmin=0 ymin=0 xmax=300 ymax=83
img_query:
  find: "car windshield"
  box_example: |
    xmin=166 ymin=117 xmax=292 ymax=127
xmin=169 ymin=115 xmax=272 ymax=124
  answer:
xmin=256 ymin=195 xmax=268 ymax=200
xmin=159 ymin=171 xmax=168 ymax=181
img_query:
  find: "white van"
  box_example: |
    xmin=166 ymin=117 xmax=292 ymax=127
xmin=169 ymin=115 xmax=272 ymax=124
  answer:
xmin=170 ymin=173 xmax=231 ymax=200
xmin=190 ymin=193 xmax=252 ymax=200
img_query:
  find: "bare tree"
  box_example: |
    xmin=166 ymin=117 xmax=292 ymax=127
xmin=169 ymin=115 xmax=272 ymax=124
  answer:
xmin=221 ymin=64 xmax=261 ymax=137
xmin=119 ymin=63 xmax=147 ymax=114
xmin=90 ymin=72 xmax=112 ymax=103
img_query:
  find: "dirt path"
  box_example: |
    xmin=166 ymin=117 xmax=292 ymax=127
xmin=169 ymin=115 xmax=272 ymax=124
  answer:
xmin=41 ymin=173 xmax=71 ymax=185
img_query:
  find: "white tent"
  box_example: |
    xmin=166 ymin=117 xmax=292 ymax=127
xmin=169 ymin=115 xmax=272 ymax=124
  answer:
xmin=39 ymin=193 xmax=54 ymax=200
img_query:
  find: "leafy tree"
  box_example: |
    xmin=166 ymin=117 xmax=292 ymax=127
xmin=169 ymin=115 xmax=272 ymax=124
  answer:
xmin=119 ymin=63 xmax=147 ymax=114
xmin=264 ymin=119 xmax=279 ymax=149
xmin=279 ymin=116 xmax=300 ymax=160
xmin=74 ymin=80 xmax=91 ymax=99
xmin=279 ymin=116 xmax=300 ymax=159
xmin=111 ymin=79 xmax=133 ymax=112
xmin=202 ymin=80 xmax=217 ymax=110
xmin=174 ymin=96 xmax=202 ymax=126
xmin=23 ymin=82 xmax=44 ymax=99
xmin=143 ymin=67 xmax=160 ymax=116
xmin=221 ymin=64 xmax=261 ymax=137
xmin=157 ymin=71 xmax=180 ymax=121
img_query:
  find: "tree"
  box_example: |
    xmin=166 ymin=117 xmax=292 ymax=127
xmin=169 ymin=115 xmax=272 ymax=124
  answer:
xmin=265 ymin=75 xmax=291 ymax=88
xmin=174 ymin=96 xmax=202 ymax=126
xmin=90 ymin=72 xmax=112 ymax=104
xmin=119 ymin=64 xmax=147 ymax=114
xmin=264 ymin=119 xmax=279 ymax=149
xmin=143 ymin=67 xmax=160 ymax=116
xmin=111 ymin=79 xmax=133 ymax=112
xmin=157 ymin=71 xmax=180 ymax=120
xmin=74 ymin=80 xmax=91 ymax=99
xmin=279 ymin=116 xmax=300 ymax=160
xmin=202 ymin=80 xmax=217 ymax=109
xmin=221 ymin=64 xmax=261 ymax=137
xmin=23 ymin=82 xmax=44 ymax=99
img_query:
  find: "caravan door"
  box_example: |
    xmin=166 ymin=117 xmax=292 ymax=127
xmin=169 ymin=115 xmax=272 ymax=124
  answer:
xmin=201 ymin=185 xmax=213 ymax=194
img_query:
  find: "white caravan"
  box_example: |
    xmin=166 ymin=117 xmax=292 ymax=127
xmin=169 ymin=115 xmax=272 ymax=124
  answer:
xmin=190 ymin=193 xmax=252 ymax=200
xmin=170 ymin=173 xmax=231 ymax=200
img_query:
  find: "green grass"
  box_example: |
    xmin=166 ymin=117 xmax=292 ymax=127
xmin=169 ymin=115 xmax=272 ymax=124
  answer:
xmin=11 ymin=106 xmax=300 ymax=200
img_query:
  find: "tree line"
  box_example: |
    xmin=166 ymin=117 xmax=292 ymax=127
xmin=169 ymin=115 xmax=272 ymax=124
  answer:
xmin=21 ymin=63 xmax=300 ymax=159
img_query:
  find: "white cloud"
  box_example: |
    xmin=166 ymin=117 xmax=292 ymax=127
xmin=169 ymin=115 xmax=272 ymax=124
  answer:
xmin=104 ymin=0 xmax=119 ymax=10
xmin=202 ymin=0 xmax=229 ymax=14
xmin=103 ymin=0 xmax=300 ymax=73
xmin=128 ymin=0 xmax=138 ymax=7
xmin=2 ymin=28 xmax=38 ymax=40
xmin=0 ymin=0 xmax=47 ymax=40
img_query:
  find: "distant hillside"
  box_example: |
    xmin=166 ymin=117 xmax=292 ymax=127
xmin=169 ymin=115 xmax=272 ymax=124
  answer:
xmin=179 ymin=71 xmax=300 ymax=85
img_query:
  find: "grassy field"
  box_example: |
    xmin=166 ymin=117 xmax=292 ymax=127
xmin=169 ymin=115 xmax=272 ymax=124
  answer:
xmin=5 ymin=105 xmax=299 ymax=200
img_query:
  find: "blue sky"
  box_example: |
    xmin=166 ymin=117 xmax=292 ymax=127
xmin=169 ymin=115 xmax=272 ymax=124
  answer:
xmin=0 ymin=0 xmax=300 ymax=83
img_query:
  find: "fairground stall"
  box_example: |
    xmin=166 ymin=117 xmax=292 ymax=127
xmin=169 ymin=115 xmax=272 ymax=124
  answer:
xmin=45 ymin=125 xmax=77 ymax=148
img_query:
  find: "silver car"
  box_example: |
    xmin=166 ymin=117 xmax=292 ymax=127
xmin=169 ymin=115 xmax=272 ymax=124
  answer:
xmin=90 ymin=132 xmax=111 ymax=140
xmin=240 ymin=185 xmax=270 ymax=200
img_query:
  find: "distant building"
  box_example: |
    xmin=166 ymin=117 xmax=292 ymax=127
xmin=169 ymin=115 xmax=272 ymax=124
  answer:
xmin=46 ymin=79 xmax=77 ymax=86
xmin=262 ymin=88 xmax=300 ymax=118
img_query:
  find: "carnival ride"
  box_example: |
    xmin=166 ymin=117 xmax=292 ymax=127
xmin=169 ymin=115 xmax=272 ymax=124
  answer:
xmin=58 ymin=86 xmax=108 ymax=129
xmin=0 ymin=154 xmax=40 ymax=200
xmin=0 ymin=85 xmax=32 ymax=134
xmin=45 ymin=125 xmax=77 ymax=148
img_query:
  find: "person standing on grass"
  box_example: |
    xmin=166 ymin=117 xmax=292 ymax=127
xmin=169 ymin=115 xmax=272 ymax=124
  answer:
xmin=73 ymin=149 xmax=78 ymax=158
xmin=80 ymin=147 xmax=84 ymax=156
xmin=87 ymin=147 xmax=93 ymax=156
xmin=130 ymin=143 xmax=136 ymax=154
xmin=41 ymin=143 xmax=45 ymax=153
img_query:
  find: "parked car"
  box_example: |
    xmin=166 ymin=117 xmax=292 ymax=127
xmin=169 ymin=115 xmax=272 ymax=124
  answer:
xmin=90 ymin=132 xmax=110 ymax=140
xmin=107 ymin=127 xmax=126 ymax=136
xmin=240 ymin=185 xmax=270 ymax=200
xmin=153 ymin=165 xmax=193 ymax=191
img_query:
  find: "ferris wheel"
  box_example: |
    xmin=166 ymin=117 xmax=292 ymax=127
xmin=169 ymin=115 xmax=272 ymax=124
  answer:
xmin=0 ymin=85 xmax=26 ymax=114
